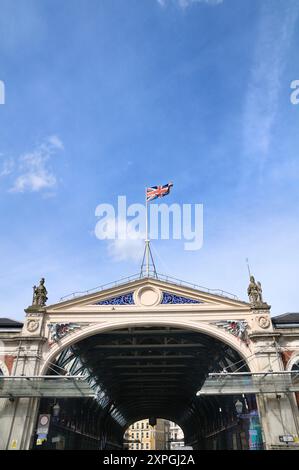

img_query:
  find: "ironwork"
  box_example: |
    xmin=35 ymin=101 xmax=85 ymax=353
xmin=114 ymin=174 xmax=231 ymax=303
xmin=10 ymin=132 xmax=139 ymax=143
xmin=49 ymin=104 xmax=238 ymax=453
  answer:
xmin=59 ymin=272 xmax=238 ymax=302
xmin=96 ymin=293 xmax=134 ymax=305
xmin=161 ymin=292 xmax=203 ymax=304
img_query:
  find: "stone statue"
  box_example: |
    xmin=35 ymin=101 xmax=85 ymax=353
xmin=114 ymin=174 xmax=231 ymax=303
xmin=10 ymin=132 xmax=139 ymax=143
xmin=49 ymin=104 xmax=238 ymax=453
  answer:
xmin=32 ymin=278 xmax=48 ymax=307
xmin=247 ymin=275 xmax=259 ymax=304
xmin=247 ymin=276 xmax=266 ymax=306
xmin=257 ymin=281 xmax=263 ymax=303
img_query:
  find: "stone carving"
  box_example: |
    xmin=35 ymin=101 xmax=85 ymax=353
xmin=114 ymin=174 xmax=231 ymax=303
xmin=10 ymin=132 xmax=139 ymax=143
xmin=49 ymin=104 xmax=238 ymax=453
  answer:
xmin=257 ymin=281 xmax=263 ymax=303
xmin=32 ymin=278 xmax=48 ymax=307
xmin=26 ymin=319 xmax=39 ymax=333
xmin=49 ymin=323 xmax=81 ymax=342
xmin=257 ymin=315 xmax=270 ymax=329
xmin=247 ymin=276 xmax=266 ymax=306
xmin=215 ymin=320 xmax=249 ymax=344
xmin=247 ymin=276 xmax=259 ymax=304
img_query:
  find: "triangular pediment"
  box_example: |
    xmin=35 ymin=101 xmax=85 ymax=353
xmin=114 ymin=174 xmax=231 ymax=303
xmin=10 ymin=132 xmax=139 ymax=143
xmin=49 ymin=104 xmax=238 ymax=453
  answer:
xmin=47 ymin=276 xmax=250 ymax=313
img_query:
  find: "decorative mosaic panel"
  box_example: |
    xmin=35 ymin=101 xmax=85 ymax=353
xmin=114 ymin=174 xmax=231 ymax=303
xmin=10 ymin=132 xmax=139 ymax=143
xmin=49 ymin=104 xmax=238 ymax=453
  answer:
xmin=49 ymin=323 xmax=81 ymax=342
xmin=161 ymin=292 xmax=203 ymax=304
xmin=214 ymin=320 xmax=249 ymax=344
xmin=96 ymin=293 xmax=134 ymax=305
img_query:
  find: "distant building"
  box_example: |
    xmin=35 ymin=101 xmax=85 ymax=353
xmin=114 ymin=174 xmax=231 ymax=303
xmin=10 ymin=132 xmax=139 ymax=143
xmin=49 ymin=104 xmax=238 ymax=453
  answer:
xmin=168 ymin=422 xmax=185 ymax=449
xmin=125 ymin=419 xmax=170 ymax=450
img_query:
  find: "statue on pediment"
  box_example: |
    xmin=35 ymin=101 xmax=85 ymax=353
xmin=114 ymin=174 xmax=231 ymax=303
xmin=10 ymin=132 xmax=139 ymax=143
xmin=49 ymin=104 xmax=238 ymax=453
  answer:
xmin=247 ymin=275 xmax=259 ymax=304
xmin=248 ymin=276 xmax=266 ymax=306
xmin=32 ymin=278 xmax=48 ymax=307
xmin=257 ymin=281 xmax=263 ymax=303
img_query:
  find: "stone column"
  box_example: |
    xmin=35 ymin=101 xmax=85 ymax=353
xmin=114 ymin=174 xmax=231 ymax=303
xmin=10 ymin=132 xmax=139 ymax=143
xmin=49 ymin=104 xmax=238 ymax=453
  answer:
xmin=2 ymin=308 xmax=47 ymax=450
xmin=249 ymin=308 xmax=299 ymax=449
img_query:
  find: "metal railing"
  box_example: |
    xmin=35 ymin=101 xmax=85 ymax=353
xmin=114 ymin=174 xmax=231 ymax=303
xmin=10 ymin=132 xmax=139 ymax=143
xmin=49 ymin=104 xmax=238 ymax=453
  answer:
xmin=58 ymin=272 xmax=239 ymax=302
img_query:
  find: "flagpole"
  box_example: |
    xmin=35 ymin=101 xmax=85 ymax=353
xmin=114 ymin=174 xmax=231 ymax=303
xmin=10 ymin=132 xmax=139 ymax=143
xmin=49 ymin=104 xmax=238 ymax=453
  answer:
xmin=141 ymin=183 xmax=173 ymax=279
xmin=145 ymin=187 xmax=149 ymax=277
xmin=246 ymin=258 xmax=251 ymax=278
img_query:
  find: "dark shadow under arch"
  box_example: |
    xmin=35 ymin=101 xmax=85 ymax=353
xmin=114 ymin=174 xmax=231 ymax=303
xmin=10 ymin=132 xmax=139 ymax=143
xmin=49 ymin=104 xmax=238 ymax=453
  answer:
xmin=34 ymin=325 xmax=259 ymax=450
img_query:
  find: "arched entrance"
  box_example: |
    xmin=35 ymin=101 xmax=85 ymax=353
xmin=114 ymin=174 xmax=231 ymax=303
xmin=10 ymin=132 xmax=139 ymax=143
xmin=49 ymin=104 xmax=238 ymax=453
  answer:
xmin=33 ymin=324 xmax=262 ymax=450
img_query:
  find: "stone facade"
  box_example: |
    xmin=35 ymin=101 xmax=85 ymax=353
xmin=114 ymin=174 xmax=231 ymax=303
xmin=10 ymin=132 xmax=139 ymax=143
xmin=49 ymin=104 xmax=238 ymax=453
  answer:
xmin=0 ymin=277 xmax=299 ymax=450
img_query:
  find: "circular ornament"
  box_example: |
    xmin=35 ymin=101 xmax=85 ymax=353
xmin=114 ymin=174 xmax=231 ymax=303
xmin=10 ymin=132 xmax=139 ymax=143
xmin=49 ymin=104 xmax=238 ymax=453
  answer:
xmin=257 ymin=316 xmax=270 ymax=329
xmin=134 ymin=286 xmax=162 ymax=307
xmin=27 ymin=319 xmax=39 ymax=332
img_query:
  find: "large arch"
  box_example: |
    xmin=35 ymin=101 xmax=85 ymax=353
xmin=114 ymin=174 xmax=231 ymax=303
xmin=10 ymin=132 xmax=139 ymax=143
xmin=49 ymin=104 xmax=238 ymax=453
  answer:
xmin=34 ymin=320 xmax=259 ymax=450
xmin=40 ymin=319 xmax=258 ymax=375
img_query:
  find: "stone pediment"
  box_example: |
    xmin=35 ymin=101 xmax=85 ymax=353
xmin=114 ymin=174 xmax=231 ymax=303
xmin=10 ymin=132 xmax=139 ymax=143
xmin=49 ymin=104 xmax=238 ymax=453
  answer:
xmin=46 ymin=277 xmax=250 ymax=313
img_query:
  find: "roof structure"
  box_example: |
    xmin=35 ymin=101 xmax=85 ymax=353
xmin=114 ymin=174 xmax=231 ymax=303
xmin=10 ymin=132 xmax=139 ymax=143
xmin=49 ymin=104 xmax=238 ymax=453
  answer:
xmin=272 ymin=313 xmax=299 ymax=327
xmin=0 ymin=317 xmax=23 ymax=328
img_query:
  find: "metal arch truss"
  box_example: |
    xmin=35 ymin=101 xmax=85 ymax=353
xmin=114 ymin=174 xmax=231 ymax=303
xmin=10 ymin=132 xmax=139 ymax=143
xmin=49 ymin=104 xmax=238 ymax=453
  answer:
xmin=7 ymin=326 xmax=281 ymax=449
xmin=48 ymin=326 xmax=250 ymax=445
xmin=44 ymin=345 xmax=126 ymax=427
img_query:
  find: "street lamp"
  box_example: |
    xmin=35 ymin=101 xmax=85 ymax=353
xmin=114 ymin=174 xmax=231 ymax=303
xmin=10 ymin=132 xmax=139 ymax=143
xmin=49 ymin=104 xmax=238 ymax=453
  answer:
xmin=52 ymin=401 xmax=60 ymax=419
xmin=235 ymin=400 xmax=244 ymax=450
xmin=235 ymin=399 xmax=243 ymax=415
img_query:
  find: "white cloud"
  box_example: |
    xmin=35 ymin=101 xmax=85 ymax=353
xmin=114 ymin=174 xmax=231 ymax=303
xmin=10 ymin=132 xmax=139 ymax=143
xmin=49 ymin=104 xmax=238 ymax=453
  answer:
xmin=243 ymin=1 xmax=299 ymax=159
xmin=158 ymin=0 xmax=223 ymax=8
xmin=0 ymin=158 xmax=14 ymax=177
xmin=97 ymin=217 xmax=145 ymax=263
xmin=11 ymin=171 xmax=56 ymax=193
xmin=48 ymin=135 xmax=64 ymax=150
xmin=8 ymin=136 xmax=63 ymax=193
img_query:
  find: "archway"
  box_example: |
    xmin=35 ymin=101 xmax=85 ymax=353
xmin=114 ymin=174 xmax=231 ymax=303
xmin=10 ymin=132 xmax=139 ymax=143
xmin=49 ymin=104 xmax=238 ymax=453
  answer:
xmin=33 ymin=324 xmax=262 ymax=450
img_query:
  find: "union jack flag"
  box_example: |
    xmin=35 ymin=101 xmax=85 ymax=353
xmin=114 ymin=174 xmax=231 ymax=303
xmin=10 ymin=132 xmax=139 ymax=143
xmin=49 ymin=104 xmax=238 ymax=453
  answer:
xmin=146 ymin=182 xmax=173 ymax=202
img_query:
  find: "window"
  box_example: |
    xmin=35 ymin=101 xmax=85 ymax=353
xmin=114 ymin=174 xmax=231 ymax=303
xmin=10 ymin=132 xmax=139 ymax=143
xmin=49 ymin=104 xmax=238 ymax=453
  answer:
xmin=146 ymin=443 xmax=149 ymax=449
xmin=141 ymin=422 xmax=144 ymax=429
xmin=146 ymin=432 xmax=149 ymax=438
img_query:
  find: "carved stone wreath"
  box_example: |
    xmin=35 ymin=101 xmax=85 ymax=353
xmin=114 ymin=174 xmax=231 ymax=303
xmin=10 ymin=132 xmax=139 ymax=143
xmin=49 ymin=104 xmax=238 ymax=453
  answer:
xmin=257 ymin=315 xmax=270 ymax=329
xmin=26 ymin=319 xmax=40 ymax=333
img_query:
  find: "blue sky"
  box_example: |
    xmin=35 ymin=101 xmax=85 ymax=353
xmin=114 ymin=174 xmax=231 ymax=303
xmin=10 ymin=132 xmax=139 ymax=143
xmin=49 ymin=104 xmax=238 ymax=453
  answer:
xmin=0 ymin=0 xmax=299 ymax=319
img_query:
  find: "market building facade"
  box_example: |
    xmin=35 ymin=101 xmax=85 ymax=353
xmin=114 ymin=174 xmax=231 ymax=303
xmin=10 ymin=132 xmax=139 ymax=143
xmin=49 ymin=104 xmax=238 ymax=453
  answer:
xmin=0 ymin=274 xmax=299 ymax=450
